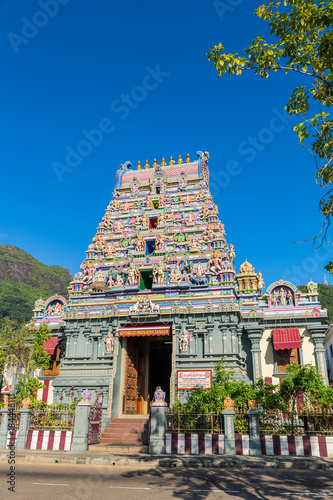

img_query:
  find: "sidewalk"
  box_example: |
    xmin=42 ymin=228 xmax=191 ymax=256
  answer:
xmin=0 ymin=449 xmax=332 ymax=469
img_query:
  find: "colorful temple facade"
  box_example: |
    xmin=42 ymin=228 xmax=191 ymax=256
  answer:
xmin=31 ymin=151 xmax=328 ymax=430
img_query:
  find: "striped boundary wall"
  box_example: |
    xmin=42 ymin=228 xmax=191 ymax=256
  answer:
xmin=5 ymin=430 xmax=72 ymax=451
xmin=25 ymin=430 xmax=73 ymax=450
xmin=166 ymin=434 xmax=333 ymax=457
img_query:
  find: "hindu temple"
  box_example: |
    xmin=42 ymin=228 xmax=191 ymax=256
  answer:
xmin=31 ymin=151 xmax=329 ymax=433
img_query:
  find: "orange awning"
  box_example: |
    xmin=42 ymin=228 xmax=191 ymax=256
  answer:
xmin=272 ymin=328 xmax=301 ymax=350
xmin=119 ymin=326 xmax=170 ymax=337
xmin=44 ymin=337 xmax=62 ymax=355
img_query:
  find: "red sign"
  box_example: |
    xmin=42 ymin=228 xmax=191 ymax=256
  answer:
xmin=119 ymin=326 xmax=170 ymax=337
xmin=177 ymin=370 xmax=212 ymax=390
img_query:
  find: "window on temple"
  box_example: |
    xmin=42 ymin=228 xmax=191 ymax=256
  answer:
xmin=276 ymin=348 xmax=299 ymax=373
xmin=140 ymin=270 xmax=153 ymax=290
xmin=146 ymin=240 xmax=156 ymax=255
xmin=152 ymin=199 xmax=159 ymax=209
xmin=149 ymin=218 xmax=158 ymax=229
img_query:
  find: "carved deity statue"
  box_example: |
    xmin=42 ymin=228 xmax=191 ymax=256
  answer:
xmin=287 ymin=290 xmax=294 ymax=305
xmin=135 ymin=236 xmax=145 ymax=253
xmin=169 ymin=265 xmax=182 ymax=284
xmin=103 ymin=333 xmax=115 ymax=353
xmin=156 ymin=233 xmax=167 ymax=251
xmin=229 ymin=244 xmax=236 ymax=260
xmin=158 ymin=212 xmax=166 ymax=226
xmin=279 ymin=287 xmax=287 ymax=306
xmin=209 ymin=252 xmax=223 ymax=274
xmin=179 ymin=328 xmax=192 ymax=352
xmin=153 ymin=262 xmax=167 ymax=283
xmin=258 ymin=270 xmax=265 ymax=293
xmin=142 ymin=213 xmax=149 ymax=227
xmin=271 ymin=291 xmax=278 ymax=306
xmin=127 ymin=265 xmax=138 ymax=286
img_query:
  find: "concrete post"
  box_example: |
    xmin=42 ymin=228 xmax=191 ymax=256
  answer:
xmin=0 ymin=408 xmax=10 ymax=449
xmin=71 ymin=403 xmax=91 ymax=452
xmin=149 ymin=406 xmax=168 ymax=454
xmin=247 ymin=409 xmax=262 ymax=456
xmin=16 ymin=408 xmax=32 ymax=450
xmin=248 ymin=330 xmax=263 ymax=382
xmin=309 ymin=326 xmax=329 ymax=384
xmin=222 ymin=409 xmax=236 ymax=455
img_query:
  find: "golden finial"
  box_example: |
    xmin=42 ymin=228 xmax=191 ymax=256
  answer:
xmin=169 ymin=156 xmax=175 ymax=166
xmin=153 ymin=158 xmax=157 ymax=167
xmin=144 ymin=159 xmax=150 ymax=169
xmin=178 ymin=155 xmax=182 ymax=164
xmin=137 ymin=160 xmax=142 ymax=170
xmin=186 ymin=154 xmax=190 ymax=163
xmin=161 ymin=158 xmax=166 ymax=166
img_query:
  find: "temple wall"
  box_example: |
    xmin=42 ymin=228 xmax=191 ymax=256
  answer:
xmin=260 ymin=328 xmax=275 ymax=380
xmin=302 ymin=328 xmax=316 ymax=365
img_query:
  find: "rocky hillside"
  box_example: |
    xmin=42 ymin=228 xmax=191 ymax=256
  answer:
xmin=0 ymin=245 xmax=72 ymax=324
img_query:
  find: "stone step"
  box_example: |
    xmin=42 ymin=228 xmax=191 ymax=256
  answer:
xmin=105 ymin=424 xmax=148 ymax=431
xmin=111 ymin=418 xmax=149 ymax=424
xmin=102 ymin=429 xmax=148 ymax=437
xmin=100 ymin=436 xmax=148 ymax=445
xmin=89 ymin=444 xmax=149 ymax=453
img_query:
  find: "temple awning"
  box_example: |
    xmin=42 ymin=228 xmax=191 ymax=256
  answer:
xmin=44 ymin=337 xmax=62 ymax=355
xmin=119 ymin=326 xmax=170 ymax=337
xmin=272 ymin=328 xmax=301 ymax=350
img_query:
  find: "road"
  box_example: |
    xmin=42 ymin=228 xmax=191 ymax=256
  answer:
xmin=1 ymin=463 xmax=333 ymax=500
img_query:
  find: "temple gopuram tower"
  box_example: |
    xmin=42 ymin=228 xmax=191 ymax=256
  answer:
xmin=43 ymin=150 xmax=328 ymax=428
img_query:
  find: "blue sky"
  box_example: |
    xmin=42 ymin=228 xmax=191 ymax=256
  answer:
xmin=0 ymin=0 xmax=331 ymax=287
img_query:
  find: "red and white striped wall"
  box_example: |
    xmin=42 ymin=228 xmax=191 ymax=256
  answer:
xmin=25 ymin=430 xmax=73 ymax=451
xmin=166 ymin=434 xmax=333 ymax=457
xmin=260 ymin=435 xmax=333 ymax=457
xmin=6 ymin=430 xmax=18 ymax=449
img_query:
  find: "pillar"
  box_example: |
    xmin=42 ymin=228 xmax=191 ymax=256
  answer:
xmin=149 ymin=406 xmax=168 ymax=454
xmin=0 ymin=408 xmax=10 ymax=449
xmin=247 ymin=409 xmax=261 ymax=456
xmin=222 ymin=409 xmax=236 ymax=454
xmin=247 ymin=326 xmax=264 ymax=382
xmin=71 ymin=403 xmax=91 ymax=451
xmin=16 ymin=408 xmax=32 ymax=450
xmin=309 ymin=326 xmax=329 ymax=384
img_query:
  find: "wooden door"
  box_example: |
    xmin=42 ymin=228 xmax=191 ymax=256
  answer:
xmin=124 ymin=338 xmax=139 ymax=414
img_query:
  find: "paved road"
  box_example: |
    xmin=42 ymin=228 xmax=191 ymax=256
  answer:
xmin=1 ymin=463 xmax=333 ymax=500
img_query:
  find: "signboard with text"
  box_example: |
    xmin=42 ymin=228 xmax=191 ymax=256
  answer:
xmin=119 ymin=326 xmax=170 ymax=337
xmin=177 ymin=370 xmax=212 ymax=390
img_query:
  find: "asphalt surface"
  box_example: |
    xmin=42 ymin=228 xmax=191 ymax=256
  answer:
xmin=1 ymin=462 xmax=333 ymax=500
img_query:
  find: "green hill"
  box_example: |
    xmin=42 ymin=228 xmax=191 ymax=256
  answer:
xmin=0 ymin=245 xmax=72 ymax=325
xmin=298 ymin=283 xmax=333 ymax=324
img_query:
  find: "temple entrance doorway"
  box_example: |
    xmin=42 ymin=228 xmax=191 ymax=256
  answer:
xmin=120 ymin=325 xmax=172 ymax=415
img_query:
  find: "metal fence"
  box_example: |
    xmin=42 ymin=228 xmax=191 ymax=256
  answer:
xmin=28 ymin=407 xmax=75 ymax=431
xmin=259 ymin=409 xmax=333 ymax=436
xmin=234 ymin=408 xmax=249 ymax=435
xmin=167 ymin=412 xmax=224 ymax=434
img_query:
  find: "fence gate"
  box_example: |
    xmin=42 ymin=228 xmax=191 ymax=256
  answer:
xmin=87 ymin=391 xmax=103 ymax=445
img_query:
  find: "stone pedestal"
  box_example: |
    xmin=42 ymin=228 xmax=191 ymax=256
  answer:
xmin=71 ymin=404 xmax=91 ymax=452
xmin=0 ymin=408 xmax=10 ymax=449
xmin=149 ymin=406 xmax=168 ymax=454
xmin=16 ymin=408 xmax=32 ymax=450
xmin=247 ymin=409 xmax=262 ymax=456
xmin=222 ymin=409 xmax=236 ymax=455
